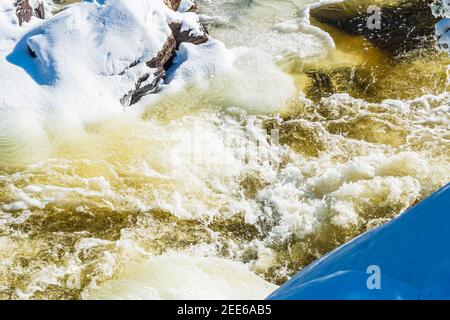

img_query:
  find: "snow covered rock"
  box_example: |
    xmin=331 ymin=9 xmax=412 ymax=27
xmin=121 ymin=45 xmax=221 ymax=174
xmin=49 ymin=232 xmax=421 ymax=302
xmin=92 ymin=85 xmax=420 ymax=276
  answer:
xmin=267 ymin=183 xmax=450 ymax=300
xmin=170 ymin=21 xmax=208 ymax=48
xmin=7 ymin=0 xmax=210 ymax=106
xmin=177 ymin=0 xmax=196 ymax=13
xmin=163 ymin=0 xmax=180 ymax=11
xmin=15 ymin=0 xmax=46 ymax=26
xmin=434 ymin=0 xmax=450 ymax=52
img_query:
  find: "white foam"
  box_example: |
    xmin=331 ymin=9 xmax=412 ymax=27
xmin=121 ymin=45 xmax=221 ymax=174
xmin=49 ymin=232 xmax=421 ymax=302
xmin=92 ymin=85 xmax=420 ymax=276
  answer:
xmin=85 ymin=249 xmax=278 ymax=300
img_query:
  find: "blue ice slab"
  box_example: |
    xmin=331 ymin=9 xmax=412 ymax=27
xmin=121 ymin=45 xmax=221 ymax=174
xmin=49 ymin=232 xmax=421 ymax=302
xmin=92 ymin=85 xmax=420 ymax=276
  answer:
xmin=268 ymin=183 xmax=450 ymax=300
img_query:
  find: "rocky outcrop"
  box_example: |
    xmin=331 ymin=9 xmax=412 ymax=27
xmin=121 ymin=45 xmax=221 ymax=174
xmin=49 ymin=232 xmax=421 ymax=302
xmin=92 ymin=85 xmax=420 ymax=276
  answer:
xmin=126 ymin=34 xmax=177 ymax=105
xmin=169 ymin=22 xmax=209 ymax=48
xmin=123 ymin=1 xmax=209 ymax=105
xmin=15 ymin=0 xmax=45 ymax=26
xmin=310 ymin=0 xmax=437 ymax=57
xmin=12 ymin=0 xmax=210 ymax=106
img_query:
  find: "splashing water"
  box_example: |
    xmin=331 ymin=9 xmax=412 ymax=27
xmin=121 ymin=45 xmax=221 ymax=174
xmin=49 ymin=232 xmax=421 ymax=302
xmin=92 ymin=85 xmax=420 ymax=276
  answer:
xmin=0 ymin=0 xmax=449 ymax=299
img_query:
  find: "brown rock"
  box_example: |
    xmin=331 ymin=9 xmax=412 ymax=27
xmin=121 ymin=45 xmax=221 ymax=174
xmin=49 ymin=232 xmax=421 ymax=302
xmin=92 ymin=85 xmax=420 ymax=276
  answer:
xmin=15 ymin=0 xmax=45 ymax=26
xmin=169 ymin=22 xmax=209 ymax=48
xmin=147 ymin=34 xmax=177 ymax=69
xmin=163 ymin=0 xmax=181 ymax=11
xmin=129 ymin=35 xmax=177 ymax=105
xmin=310 ymin=0 xmax=437 ymax=57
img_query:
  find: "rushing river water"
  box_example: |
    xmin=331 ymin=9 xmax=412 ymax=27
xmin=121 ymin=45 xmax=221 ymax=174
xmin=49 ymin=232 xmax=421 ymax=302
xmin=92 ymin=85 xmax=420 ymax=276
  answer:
xmin=0 ymin=0 xmax=449 ymax=299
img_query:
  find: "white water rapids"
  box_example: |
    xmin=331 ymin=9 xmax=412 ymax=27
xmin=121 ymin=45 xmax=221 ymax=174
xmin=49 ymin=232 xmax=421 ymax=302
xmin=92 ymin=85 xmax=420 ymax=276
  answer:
xmin=0 ymin=0 xmax=449 ymax=299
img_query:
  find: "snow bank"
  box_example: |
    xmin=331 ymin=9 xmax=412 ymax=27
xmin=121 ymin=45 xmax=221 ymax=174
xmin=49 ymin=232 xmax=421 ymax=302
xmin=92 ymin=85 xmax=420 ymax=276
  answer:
xmin=434 ymin=0 xmax=450 ymax=51
xmin=267 ymin=183 xmax=450 ymax=300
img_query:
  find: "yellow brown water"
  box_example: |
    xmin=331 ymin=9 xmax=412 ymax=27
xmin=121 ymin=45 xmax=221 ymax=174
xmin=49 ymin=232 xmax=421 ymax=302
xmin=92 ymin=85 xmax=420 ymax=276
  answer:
xmin=0 ymin=0 xmax=449 ymax=299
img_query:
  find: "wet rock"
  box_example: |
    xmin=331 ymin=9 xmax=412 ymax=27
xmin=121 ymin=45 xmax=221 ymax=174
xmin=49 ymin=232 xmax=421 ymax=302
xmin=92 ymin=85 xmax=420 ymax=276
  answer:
xmin=310 ymin=0 xmax=437 ymax=57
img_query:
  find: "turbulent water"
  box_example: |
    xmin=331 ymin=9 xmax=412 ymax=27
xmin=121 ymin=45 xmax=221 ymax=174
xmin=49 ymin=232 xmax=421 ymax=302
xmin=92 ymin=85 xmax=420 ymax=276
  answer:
xmin=1 ymin=0 xmax=449 ymax=299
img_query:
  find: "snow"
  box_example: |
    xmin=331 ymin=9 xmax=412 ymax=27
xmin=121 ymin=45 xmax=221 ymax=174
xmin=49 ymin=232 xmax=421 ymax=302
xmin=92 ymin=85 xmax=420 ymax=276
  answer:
xmin=435 ymin=0 xmax=450 ymax=51
xmin=13 ymin=0 xmax=172 ymax=89
xmin=267 ymin=183 xmax=450 ymax=300
xmin=0 ymin=0 xmax=298 ymax=123
xmin=0 ymin=0 xmax=296 ymax=168
xmin=85 ymin=249 xmax=278 ymax=300
xmin=1 ymin=0 xmax=213 ymax=112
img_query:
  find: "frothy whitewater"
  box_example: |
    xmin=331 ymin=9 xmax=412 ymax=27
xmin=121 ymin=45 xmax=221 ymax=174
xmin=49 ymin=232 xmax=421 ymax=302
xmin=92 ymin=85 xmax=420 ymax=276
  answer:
xmin=0 ymin=0 xmax=449 ymax=299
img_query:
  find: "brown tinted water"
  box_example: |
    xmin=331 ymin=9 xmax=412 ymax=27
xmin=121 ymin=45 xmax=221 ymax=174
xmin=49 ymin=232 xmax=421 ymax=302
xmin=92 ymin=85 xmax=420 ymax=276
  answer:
xmin=0 ymin=0 xmax=449 ymax=299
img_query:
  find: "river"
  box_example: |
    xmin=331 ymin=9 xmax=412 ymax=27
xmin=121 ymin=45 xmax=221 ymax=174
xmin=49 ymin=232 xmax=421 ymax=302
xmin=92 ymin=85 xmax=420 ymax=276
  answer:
xmin=0 ymin=0 xmax=449 ymax=299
